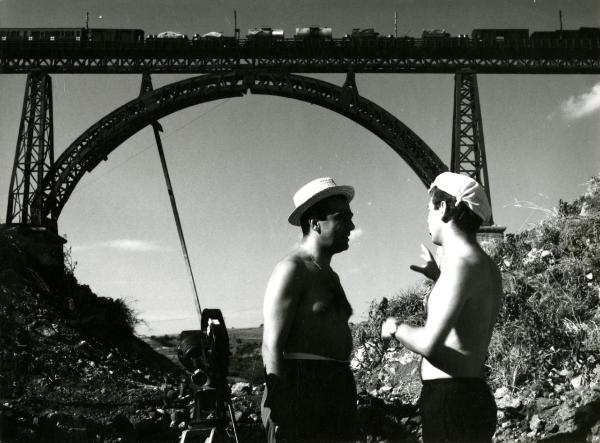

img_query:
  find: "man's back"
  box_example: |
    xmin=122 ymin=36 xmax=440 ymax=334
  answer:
xmin=421 ymin=244 xmax=503 ymax=379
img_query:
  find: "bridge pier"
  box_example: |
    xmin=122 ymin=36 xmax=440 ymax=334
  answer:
xmin=452 ymin=69 xmax=505 ymax=241
xmin=0 ymin=224 xmax=65 ymax=271
xmin=6 ymin=70 xmax=55 ymax=227
xmin=477 ymin=225 xmax=507 ymax=247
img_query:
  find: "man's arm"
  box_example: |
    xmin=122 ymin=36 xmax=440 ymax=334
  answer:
xmin=262 ymin=258 xmax=304 ymax=378
xmin=388 ymin=258 xmax=472 ymax=360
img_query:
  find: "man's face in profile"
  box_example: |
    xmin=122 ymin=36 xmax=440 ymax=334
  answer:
xmin=317 ymin=196 xmax=355 ymax=253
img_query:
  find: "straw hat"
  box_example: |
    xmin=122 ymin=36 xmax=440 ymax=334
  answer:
xmin=288 ymin=177 xmax=355 ymax=226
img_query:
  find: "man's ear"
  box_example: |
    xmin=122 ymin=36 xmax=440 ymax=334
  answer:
xmin=309 ymin=218 xmax=321 ymax=233
xmin=440 ymin=200 xmax=452 ymax=223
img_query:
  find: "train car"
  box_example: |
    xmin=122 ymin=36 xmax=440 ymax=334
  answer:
xmin=0 ymin=27 xmax=84 ymax=42
xmin=531 ymin=27 xmax=600 ymax=49
xmin=471 ymin=28 xmax=529 ymax=45
xmin=156 ymin=31 xmax=187 ymax=39
xmin=294 ymin=26 xmax=333 ymax=40
xmin=421 ymin=29 xmax=451 ymax=48
xmin=87 ymin=28 xmax=144 ymax=43
xmin=247 ymin=27 xmax=284 ymax=40
xmin=191 ymin=32 xmax=237 ymax=50
xmin=342 ymin=28 xmax=379 ymax=40
xmin=422 ymin=29 xmax=450 ymax=39
xmin=342 ymin=28 xmax=381 ymax=49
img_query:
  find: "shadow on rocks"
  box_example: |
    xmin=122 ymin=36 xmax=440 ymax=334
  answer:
xmin=539 ymin=398 xmax=600 ymax=443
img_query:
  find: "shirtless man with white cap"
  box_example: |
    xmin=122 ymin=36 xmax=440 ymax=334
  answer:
xmin=262 ymin=177 xmax=357 ymax=442
xmin=382 ymin=172 xmax=503 ymax=443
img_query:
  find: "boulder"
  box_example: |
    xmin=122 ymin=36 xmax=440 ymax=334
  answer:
xmin=230 ymin=382 xmax=252 ymax=397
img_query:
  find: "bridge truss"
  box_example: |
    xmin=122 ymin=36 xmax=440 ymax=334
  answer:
xmin=1 ymin=44 xmax=599 ymax=74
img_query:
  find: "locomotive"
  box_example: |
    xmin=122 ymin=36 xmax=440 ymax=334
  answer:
xmin=0 ymin=27 xmax=144 ymax=43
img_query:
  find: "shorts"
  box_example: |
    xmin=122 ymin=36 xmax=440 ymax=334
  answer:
xmin=261 ymin=359 xmax=357 ymax=442
xmin=420 ymin=377 xmax=497 ymax=443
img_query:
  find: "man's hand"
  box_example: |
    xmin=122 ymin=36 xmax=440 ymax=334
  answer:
xmin=381 ymin=317 xmax=400 ymax=340
xmin=409 ymin=244 xmax=440 ymax=281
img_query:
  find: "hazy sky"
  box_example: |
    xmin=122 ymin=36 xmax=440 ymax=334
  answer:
xmin=1 ymin=0 xmax=599 ymax=335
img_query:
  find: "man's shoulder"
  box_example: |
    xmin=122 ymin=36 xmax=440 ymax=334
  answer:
xmin=441 ymin=247 xmax=500 ymax=294
xmin=441 ymin=247 xmax=496 ymax=279
xmin=272 ymin=253 xmax=309 ymax=277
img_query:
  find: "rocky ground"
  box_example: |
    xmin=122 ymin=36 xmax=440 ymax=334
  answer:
xmin=358 ymin=346 xmax=600 ymax=442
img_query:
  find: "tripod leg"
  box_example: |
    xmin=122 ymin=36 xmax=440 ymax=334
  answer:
xmin=227 ymin=401 xmax=240 ymax=443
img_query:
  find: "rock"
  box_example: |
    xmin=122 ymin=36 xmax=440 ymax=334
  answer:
xmin=529 ymin=414 xmax=545 ymax=431
xmin=496 ymin=393 xmax=522 ymax=410
xmin=547 ymin=422 xmax=559 ymax=433
xmin=559 ymin=368 xmax=574 ymax=378
xmin=535 ymin=397 xmax=558 ymax=412
xmin=494 ymin=387 xmax=509 ymax=399
xmin=164 ymin=389 xmax=178 ymax=404
xmin=230 ymin=382 xmax=251 ymax=397
xmin=110 ymin=414 xmax=134 ymax=439
xmin=409 ymin=416 xmax=421 ymax=425
xmin=570 ymin=375 xmax=583 ymax=389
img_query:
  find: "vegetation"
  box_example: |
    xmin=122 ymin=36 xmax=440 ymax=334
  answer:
xmin=352 ymin=284 xmax=427 ymax=390
xmin=487 ymin=175 xmax=600 ymax=389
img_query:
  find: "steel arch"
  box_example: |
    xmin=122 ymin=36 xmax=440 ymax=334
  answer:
xmin=40 ymin=71 xmax=448 ymax=221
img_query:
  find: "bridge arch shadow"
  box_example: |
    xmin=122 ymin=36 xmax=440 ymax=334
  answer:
xmin=40 ymin=71 xmax=448 ymax=221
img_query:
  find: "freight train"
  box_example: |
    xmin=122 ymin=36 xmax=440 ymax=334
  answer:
xmin=1 ymin=26 xmax=599 ymax=50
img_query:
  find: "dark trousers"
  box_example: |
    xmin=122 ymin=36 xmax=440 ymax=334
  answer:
xmin=261 ymin=359 xmax=357 ymax=443
xmin=420 ymin=378 xmax=497 ymax=443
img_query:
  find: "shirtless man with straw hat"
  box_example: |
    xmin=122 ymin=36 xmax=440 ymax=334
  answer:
xmin=262 ymin=177 xmax=357 ymax=442
xmin=382 ymin=172 xmax=503 ymax=443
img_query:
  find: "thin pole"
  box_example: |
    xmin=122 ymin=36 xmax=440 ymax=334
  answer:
xmin=152 ymin=122 xmax=203 ymax=326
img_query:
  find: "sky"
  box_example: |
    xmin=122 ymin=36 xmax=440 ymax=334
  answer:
xmin=1 ymin=0 xmax=599 ymax=335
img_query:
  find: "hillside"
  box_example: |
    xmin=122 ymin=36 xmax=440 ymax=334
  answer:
xmin=0 ymin=226 xmax=263 ymax=442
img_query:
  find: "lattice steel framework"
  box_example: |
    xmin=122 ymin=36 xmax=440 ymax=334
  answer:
xmin=1 ymin=44 xmax=599 ymax=74
xmin=451 ymin=69 xmax=493 ymax=224
xmin=37 ymin=71 xmax=447 ymax=222
xmin=6 ymin=71 xmax=54 ymax=225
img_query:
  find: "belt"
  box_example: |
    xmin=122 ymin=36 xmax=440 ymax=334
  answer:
xmin=283 ymin=352 xmax=350 ymax=363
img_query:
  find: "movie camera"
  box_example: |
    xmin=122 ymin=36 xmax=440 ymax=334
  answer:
xmin=177 ymin=309 xmax=239 ymax=443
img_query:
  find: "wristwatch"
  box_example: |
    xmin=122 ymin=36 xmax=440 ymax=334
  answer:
xmin=391 ymin=322 xmax=400 ymax=341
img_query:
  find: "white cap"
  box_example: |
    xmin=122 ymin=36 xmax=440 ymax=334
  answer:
xmin=429 ymin=172 xmax=491 ymax=223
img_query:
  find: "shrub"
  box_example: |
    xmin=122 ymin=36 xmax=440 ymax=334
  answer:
xmin=352 ymin=284 xmax=428 ymax=389
xmin=487 ymin=175 xmax=600 ymax=388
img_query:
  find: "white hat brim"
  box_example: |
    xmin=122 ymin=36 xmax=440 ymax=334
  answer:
xmin=288 ymin=185 xmax=354 ymax=226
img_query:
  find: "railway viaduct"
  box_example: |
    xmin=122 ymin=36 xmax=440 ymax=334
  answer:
xmin=2 ymin=38 xmax=599 ymax=262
